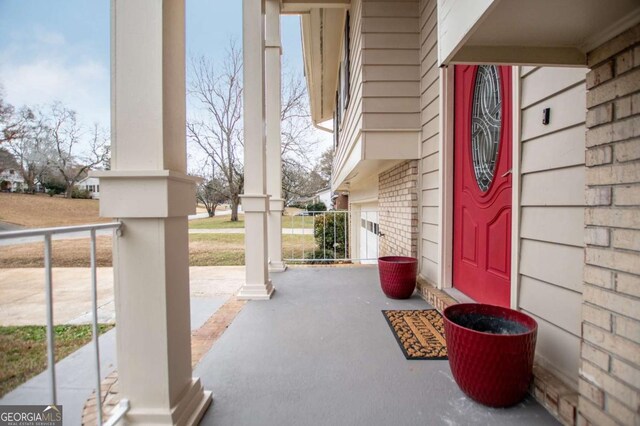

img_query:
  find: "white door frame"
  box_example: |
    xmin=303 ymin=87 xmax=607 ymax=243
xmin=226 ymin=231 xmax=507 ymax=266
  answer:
xmin=437 ymin=65 xmax=522 ymax=310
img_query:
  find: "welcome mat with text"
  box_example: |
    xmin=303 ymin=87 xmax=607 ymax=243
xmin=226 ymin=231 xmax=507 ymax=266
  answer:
xmin=382 ymin=309 xmax=448 ymax=360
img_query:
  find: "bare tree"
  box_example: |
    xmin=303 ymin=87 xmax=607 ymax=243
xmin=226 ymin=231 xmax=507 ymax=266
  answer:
xmin=282 ymin=153 xmax=330 ymax=205
xmin=187 ymin=41 xmax=320 ymax=220
xmin=0 ymin=86 xmax=18 ymax=145
xmin=280 ymin=72 xmax=317 ymax=162
xmin=187 ymin=43 xmax=244 ymax=221
xmin=47 ymin=103 xmax=110 ymax=198
xmin=4 ymin=107 xmax=52 ymax=192
xmin=197 ymin=176 xmax=228 ymax=217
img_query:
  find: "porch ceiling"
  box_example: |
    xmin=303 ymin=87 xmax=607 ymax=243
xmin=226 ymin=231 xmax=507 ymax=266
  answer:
xmin=439 ymin=0 xmax=640 ymax=66
xmin=195 ymin=266 xmax=558 ymax=425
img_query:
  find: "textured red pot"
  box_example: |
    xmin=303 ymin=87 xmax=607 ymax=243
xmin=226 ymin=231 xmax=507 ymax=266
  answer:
xmin=377 ymin=256 xmax=417 ymax=299
xmin=443 ymin=303 xmax=538 ymax=407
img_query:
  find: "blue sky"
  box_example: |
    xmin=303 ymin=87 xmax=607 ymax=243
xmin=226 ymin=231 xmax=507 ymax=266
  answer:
xmin=0 ymin=1 xmax=326 ymax=160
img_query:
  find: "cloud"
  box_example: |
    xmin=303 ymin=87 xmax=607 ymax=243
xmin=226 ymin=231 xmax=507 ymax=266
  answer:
xmin=0 ymin=28 xmax=110 ymax=129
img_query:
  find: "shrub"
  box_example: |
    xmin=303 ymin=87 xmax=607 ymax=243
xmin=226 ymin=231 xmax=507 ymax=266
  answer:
xmin=313 ymin=212 xmax=349 ymax=259
xmin=305 ymin=201 xmax=327 ymax=214
xmin=44 ymin=181 xmax=66 ymax=196
xmin=71 ymin=188 xmax=91 ymax=199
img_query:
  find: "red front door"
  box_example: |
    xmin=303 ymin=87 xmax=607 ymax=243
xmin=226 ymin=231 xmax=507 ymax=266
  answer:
xmin=453 ymin=65 xmax=512 ymax=307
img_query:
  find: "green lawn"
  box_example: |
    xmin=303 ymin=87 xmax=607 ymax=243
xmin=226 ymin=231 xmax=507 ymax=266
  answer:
xmin=0 ymin=324 xmax=114 ymax=397
xmin=189 ymin=233 xmax=316 ymax=266
xmin=189 ymin=214 xmax=316 ymax=230
xmin=189 ymin=215 xmax=245 ymax=229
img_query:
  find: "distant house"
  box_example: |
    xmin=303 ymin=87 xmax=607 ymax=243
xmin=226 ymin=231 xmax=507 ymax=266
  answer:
xmin=77 ymin=176 xmax=100 ymax=199
xmin=314 ymin=188 xmax=332 ymax=208
xmin=0 ymin=168 xmax=26 ymax=192
xmin=0 ymin=148 xmax=25 ymax=192
xmin=289 ymin=187 xmax=334 ymax=209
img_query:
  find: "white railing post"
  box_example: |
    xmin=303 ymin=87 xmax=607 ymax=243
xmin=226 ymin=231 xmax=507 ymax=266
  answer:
xmin=0 ymin=222 xmax=124 ymax=422
xmin=43 ymin=233 xmax=57 ymax=406
xmin=90 ymin=229 xmax=103 ymax=425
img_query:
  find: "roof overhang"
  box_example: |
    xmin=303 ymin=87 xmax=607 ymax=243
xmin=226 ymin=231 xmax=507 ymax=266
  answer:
xmin=438 ymin=0 xmax=640 ymax=66
xmin=300 ymin=8 xmax=346 ymax=124
xmin=282 ymin=0 xmax=349 ymax=14
xmin=331 ymin=131 xmax=420 ymax=192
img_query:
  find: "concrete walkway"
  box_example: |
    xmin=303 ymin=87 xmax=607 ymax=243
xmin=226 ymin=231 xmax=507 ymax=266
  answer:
xmin=0 ymin=266 xmax=245 ymax=326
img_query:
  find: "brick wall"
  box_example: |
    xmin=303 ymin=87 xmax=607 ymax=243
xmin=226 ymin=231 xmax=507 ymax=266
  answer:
xmin=378 ymin=160 xmax=419 ymax=258
xmin=580 ymin=24 xmax=640 ymax=426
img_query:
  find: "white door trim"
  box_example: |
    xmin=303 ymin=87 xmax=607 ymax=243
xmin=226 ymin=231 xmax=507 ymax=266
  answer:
xmin=438 ymin=65 xmax=522 ymax=305
xmin=510 ymin=66 xmax=522 ymax=310
xmin=438 ymin=66 xmax=455 ymax=290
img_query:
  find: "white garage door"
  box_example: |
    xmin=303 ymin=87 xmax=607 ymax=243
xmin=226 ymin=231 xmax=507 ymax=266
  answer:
xmin=359 ymin=211 xmax=379 ymax=264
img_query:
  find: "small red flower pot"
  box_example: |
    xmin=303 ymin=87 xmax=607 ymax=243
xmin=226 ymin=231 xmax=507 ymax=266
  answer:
xmin=443 ymin=303 xmax=538 ymax=407
xmin=377 ymin=256 xmax=417 ymax=299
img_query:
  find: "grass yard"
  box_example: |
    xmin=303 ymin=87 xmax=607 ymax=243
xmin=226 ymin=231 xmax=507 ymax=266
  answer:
xmin=189 ymin=233 xmax=316 ymax=266
xmin=189 ymin=215 xmax=245 ymax=229
xmin=0 ymin=234 xmax=317 ymax=267
xmin=0 ymin=236 xmax=114 ymax=268
xmin=0 ymin=324 xmax=114 ymax=397
xmin=0 ymin=193 xmax=109 ymax=228
xmin=189 ymin=214 xmax=315 ymax=230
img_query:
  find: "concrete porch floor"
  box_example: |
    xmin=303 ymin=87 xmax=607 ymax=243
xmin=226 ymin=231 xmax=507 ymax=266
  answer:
xmin=196 ymin=266 xmax=558 ymax=425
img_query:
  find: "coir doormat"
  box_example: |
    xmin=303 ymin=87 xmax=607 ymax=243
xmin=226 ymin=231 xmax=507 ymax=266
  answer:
xmin=382 ymin=309 xmax=448 ymax=360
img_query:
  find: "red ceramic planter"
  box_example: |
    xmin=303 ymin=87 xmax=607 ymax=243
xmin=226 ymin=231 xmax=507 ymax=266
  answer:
xmin=443 ymin=303 xmax=538 ymax=407
xmin=377 ymin=256 xmax=417 ymax=299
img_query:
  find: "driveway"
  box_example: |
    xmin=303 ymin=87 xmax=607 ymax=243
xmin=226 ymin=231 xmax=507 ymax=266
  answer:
xmin=0 ymin=266 xmax=245 ymax=326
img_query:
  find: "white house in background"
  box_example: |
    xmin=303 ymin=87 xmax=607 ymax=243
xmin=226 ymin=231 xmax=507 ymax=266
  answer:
xmin=0 ymin=169 xmax=26 ymax=192
xmin=77 ymin=176 xmax=100 ymax=199
xmin=314 ymin=187 xmax=332 ymax=208
xmin=290 ymin=187 xmax=334 ymax=209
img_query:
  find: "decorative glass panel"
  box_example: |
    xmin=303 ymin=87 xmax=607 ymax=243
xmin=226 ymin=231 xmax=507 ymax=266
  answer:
xmin=471 ymin=65 xmax=502 ymax=192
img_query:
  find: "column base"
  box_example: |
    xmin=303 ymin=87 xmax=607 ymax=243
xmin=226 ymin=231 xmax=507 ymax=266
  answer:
xmin=237 ymin=280 xmax=275 ymax=300
xmin=123 ymin=378 xmax=212 ymax=425
xmin=269 ymin=261 xmax=287 ymax=272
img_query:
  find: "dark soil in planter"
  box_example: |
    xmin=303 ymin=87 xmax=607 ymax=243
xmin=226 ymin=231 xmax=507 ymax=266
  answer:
xmin=448 ymin=312 xmax=529 ymax=335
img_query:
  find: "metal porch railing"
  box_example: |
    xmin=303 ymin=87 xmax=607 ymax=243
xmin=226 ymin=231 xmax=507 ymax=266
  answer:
xmin=283 ymin=210 xmax=379 ymax=263
xmin=0 ymin=222 xmax=129 ymax=425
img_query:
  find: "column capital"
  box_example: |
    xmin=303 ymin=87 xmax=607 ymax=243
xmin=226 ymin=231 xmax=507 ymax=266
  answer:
xmin=92 ymin=170 xmax=198 ymax=218
xmin=240 ymin=194 xmax=271 ymax=213
xmin=269 ymin=198 xmax=285 ymax=212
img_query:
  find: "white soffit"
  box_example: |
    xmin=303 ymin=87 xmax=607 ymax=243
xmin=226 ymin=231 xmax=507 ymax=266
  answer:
xmin=300 ymin=8 xmax=345 ymax=123
xmin=439 ymin=0 xmax=640 ymax=66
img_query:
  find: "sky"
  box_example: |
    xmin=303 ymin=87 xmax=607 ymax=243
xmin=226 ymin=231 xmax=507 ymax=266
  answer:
xmin=0 ymin=0 xmax=330 ymax=163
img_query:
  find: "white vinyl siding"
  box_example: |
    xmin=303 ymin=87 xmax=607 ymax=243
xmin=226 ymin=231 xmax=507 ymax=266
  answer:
xmin=517 ymin=66 xmax=587 ymax=389
xmin=418 ymin=0 xmax=439 ymax=284
xmin=334 ymin=0 xmax=364 ymax=180
xmin=361 ymin=0 xmax=420 ymax=134
xmin=333 ymin=0 xmax=421 ymax=186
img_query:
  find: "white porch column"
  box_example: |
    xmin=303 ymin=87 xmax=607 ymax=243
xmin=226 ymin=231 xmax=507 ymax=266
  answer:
xmin=95 ymin=1 xmax=211 ymax=424
xmin=238 ymin=0 xmax=274 ymax=300
xmin=265 ymin=0 xmax=286 ymax=272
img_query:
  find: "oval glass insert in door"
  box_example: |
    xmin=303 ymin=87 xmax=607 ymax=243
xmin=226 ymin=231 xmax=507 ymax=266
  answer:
xmin=471 ymin=65 xmax=502 ymax=192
